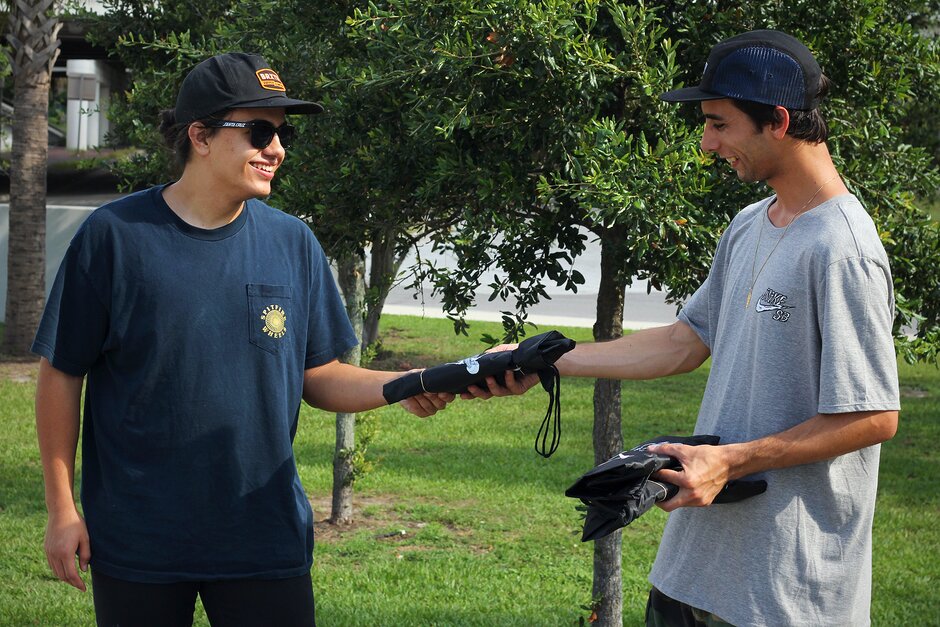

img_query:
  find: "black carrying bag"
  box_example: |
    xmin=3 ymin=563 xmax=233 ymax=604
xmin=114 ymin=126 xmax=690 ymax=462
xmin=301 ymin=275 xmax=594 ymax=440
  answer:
xmin=566 ymin=434 xmax=768 ymax=541
xmin=382 ymin=330 xmax=576 ymax=457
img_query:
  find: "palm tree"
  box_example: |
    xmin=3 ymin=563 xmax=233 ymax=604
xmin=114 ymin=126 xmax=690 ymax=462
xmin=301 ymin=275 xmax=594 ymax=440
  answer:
xmin=2 ymin=0 xmax=61 ymax=356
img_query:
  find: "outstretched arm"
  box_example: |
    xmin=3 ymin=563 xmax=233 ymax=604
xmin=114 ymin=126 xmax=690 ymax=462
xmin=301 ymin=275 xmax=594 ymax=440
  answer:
xmin=556 ymin=320 xmax=710 ymax=380
xmin=462 ymin=320 xmax=710 ymax=399
xmin=302 ymin=360 xmax=454 ymax=417
xmin=36 ymin=357 xmax=91 ymax=592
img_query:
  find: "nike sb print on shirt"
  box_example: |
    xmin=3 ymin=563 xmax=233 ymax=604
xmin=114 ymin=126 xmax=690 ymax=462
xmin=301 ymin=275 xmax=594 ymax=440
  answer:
xmin=755 ymin=288 xmax=794 ymax=322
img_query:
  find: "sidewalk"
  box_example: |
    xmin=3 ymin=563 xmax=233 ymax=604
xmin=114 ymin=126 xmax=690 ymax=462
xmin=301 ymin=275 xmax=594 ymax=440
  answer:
xmin=383 ymin=289 xmax=677 ymax=331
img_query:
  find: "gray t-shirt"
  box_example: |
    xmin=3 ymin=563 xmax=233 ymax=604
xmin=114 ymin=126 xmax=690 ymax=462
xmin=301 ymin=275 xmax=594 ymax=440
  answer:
xmin=649 ymin=194 xmax=900 ymax=627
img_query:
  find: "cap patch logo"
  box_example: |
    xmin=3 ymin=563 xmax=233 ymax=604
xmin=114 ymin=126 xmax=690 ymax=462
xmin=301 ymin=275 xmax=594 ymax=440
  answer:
xmin=256 ymin=69 xmax=286 ymax=92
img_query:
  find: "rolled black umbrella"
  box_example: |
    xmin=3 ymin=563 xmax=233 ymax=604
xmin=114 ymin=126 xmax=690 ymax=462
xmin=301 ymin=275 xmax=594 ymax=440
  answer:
xmin=567 ymin=434 xmax=768 ymax=541
xmin=382 ymin=330 xmax=576 ymax=457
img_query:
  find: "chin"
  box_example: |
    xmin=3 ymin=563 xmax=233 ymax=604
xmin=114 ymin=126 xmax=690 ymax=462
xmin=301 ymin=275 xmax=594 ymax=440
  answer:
xmin=736 ymin=172 xmax=762 ymax=184
xmin=248 ymin=183 xmax=273 ymax=199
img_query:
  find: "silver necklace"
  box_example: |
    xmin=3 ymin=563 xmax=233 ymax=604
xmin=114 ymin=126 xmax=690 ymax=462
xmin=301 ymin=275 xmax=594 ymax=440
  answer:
xmin=745 ymin=174 xmax=839 ymax=309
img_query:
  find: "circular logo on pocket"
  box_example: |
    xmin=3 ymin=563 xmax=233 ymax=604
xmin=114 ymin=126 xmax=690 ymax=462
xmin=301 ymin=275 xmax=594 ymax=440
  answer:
xmin=260 ymin=304 xmax=287 ymax=338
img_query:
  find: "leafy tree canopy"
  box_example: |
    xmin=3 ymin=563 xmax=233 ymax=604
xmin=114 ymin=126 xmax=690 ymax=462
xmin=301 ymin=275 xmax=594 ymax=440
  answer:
xmin=343 ymin=0 xmax=940 ymax=360
xmin=83 ymin=0 xmax=940 ymax=363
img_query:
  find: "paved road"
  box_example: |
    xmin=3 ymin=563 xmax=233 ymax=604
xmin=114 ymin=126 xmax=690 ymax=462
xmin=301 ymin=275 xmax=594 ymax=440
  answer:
xmin=382 ymin=235 xmax=678 ymax=329
xmin=1 ymin=190 xmax=679 ymax=329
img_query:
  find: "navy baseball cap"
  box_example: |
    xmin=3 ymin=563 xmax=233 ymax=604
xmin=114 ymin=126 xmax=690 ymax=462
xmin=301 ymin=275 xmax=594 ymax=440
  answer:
xmin=174 ymin=52 xmax=323 ymax=124
xmin=660 ymin=30 xmax=823 ymax=110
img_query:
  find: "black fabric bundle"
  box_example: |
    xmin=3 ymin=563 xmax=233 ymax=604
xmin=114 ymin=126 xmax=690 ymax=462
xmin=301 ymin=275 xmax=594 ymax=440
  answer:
xmin=382 ymin=330 xmax=576 ymax=457
xmin=566 ymin=434 xmax=768 ymax=541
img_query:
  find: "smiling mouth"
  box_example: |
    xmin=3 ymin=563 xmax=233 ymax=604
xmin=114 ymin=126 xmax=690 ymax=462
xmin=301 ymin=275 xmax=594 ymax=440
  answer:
xmin=250 ymin=162 xmax=277 ymax=174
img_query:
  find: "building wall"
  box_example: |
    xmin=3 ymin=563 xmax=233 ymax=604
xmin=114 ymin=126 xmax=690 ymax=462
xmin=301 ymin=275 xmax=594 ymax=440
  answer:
xmin=0 ymin=204 xmax=93 ymax=322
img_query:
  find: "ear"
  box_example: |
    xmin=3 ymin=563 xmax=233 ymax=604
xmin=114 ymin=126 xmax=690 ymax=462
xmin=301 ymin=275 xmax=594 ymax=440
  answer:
xmin=188 ymin=123 xmax=212 ymax=156
xmin=767 ymin=106 xmax=790 ymax=139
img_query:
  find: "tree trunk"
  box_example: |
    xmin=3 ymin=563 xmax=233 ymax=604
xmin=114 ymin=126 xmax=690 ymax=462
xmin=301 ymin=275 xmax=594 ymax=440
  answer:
xmin=2 ymin=0 xmax=61 ymax=356
xmin=330 ymin=251 xmax=366 ymax=524
xmin=362 ymin=233 xmax=404 ymax=348
xmin=591 ymin=227 xmax=628 ymax=627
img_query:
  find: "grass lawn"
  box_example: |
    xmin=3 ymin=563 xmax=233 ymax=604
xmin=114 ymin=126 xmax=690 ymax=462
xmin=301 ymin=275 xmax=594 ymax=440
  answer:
xmin=1 ymin=314 xmax=937 ymax=625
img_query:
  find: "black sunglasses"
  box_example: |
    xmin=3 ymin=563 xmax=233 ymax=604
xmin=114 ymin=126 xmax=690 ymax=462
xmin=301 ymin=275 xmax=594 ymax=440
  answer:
xmin=202 ymin=119 xmax=296 ymax=150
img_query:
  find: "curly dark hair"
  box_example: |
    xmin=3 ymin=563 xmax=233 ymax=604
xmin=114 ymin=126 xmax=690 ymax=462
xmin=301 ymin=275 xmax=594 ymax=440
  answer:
xmin=732 ymin=74 xmax=832 ymax=143
xmin=158 ymin=109 xmax=228 ymax=172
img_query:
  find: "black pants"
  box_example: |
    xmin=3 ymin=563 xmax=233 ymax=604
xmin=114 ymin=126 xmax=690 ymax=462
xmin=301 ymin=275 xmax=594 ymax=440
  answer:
xmin=91 ymin=569 xmax=316 ymax=627
xmin=645 ymin=587 xmax=734 ymax=626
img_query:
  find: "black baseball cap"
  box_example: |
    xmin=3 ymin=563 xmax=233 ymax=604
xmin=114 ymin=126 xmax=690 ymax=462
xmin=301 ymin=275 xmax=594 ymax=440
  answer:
xmin=660 ymin=30 xmax=823 ymax=110
xmin=174 ymin=52 xmax=323 ymax=124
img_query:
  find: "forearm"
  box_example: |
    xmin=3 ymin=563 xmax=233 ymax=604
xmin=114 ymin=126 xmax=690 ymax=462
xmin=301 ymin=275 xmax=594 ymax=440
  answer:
xmin=35 ymin=358 xmax=84 ymax=517
xmin=302 ymin=361 xmax=399 ymax=413
xmin=721 ymin=409 xmax=899 ymax=480
xmin=557 ymin=321 xmax=710 ymax=380
xmin=650 ymin=408 xmax=898 ymax=510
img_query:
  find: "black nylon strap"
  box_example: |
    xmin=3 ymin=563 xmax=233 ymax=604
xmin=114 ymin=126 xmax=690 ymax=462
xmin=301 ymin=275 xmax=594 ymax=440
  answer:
xmin=534 ymin=365 xmax=562 ymax=458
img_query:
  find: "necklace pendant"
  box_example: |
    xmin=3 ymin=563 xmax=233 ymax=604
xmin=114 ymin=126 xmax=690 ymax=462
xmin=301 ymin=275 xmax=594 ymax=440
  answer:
xmin=746 ymin=290 xmax=751 ymax=309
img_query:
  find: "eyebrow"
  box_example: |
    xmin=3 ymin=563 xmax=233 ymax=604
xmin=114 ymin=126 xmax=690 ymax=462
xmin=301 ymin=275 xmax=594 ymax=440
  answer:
xmin=703 ymin=113 xmax=725 ymax=121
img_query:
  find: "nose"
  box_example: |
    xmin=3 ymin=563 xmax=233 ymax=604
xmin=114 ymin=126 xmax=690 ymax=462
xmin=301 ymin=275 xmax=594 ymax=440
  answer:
xmin=700 ymin=126 xmax=718 ymax=153
xmin=263 ymin=131 xmax=286 ymax=159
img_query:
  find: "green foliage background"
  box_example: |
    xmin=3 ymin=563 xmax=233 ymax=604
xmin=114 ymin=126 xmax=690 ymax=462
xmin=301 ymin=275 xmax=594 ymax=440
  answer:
xmin=82 ymin=0 xmax=940 ymax=361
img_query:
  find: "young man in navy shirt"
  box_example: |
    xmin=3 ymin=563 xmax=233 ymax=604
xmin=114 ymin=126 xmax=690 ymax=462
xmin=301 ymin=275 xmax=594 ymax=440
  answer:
xmin=33 ymin=52 xmax=452 ymax=626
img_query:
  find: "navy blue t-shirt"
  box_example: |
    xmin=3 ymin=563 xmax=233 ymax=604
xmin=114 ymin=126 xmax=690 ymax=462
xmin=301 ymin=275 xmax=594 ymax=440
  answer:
xmin=32 ymin=185 xmax=358 ymax=582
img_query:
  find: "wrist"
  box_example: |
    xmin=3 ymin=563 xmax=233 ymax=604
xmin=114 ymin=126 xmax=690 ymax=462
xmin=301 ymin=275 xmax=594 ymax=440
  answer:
xmin=45 ymin=492 xmax=80 ymax=520
xmin=722 ymin=442 xmax=755 ymax=481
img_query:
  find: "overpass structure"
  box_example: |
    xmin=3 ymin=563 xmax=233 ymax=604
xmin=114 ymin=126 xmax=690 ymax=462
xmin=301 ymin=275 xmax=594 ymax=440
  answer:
xmin=57 ymin=1 xmax=124 ymax=151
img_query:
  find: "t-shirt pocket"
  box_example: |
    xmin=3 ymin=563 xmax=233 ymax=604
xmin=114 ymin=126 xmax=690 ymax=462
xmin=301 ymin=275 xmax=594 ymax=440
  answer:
xmin=247 ymin=284 xmax=292 ymax=355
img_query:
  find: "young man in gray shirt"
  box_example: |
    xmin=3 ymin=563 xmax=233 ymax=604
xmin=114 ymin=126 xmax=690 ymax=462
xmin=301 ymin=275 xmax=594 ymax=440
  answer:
xmin=473 ymin=30 xmax=899 ymax=626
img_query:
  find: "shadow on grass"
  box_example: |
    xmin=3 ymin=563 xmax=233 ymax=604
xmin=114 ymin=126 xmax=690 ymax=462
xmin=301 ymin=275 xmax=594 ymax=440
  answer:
xmin=295 ymin=437 xmax=587 ymax=494
xmin=0 ymin=460 xmax=48 ymax=516
xmin=315 ymin=606 xmax=584 ymax=627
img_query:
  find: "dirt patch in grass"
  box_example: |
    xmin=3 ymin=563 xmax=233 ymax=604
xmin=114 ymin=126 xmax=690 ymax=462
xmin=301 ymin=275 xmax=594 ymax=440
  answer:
xmin=310 ymin=494 xmax=448 ymax=539
xmin=309 ymin=494 xmax=492 ymax=554
xmin=363 ymin=325 xmax=457 ymax=371
xmin=310 ymin=494 xmax=407 ymax=541
xmin=366 ymin=347 xmax=441 ymax=372
xmin=0 ymin=358 xmax=39 ymax=384
xmin=367 ymin=352 xmax=419 ymax=372
xmin=901 ymin=386 xmax=930 ymax=399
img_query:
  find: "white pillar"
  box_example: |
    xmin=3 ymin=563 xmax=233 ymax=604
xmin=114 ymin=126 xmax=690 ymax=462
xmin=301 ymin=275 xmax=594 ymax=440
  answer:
xmin=66 ymin=59 xmax=111 ymax=150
